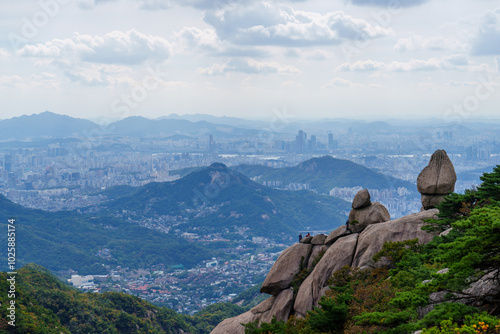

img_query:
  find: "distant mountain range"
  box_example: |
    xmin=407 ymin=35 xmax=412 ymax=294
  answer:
xmin=0 ymin=195 xmax=219 ymax=274
xmin=2 ymin=111 xmax=500 ymax=141
xmin=172 ymin=156 xmax=416 ymax=194
xmin=94 ymin=163 xmax=350 ymax=240
xmin=0 ymin=111 xmax=98 ymax=140
xmin=0 ymin=111 xmax=257 ymax=141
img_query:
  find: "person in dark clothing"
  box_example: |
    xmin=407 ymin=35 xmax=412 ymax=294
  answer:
xmin=345 ymin=220 xmax=352 ymax=233
xmin=299 ymin=233 xmax=302 ymax=242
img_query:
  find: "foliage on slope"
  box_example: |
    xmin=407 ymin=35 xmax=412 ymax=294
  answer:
xmin=244 ymin=165 xmax=500 ymax=333
xmin=0 ymin=264 xmax=251 ymax=334
xmin=233 ymin=156 xmax=415 ymax=193
xmin=97 ymin=163 xmax=350 ymax=239
xmin=0 ymin=195 xmax=218 ymax=274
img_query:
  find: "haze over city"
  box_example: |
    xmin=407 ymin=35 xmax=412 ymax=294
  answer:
xmin=1 ymin=0 xmax=499 ymax=121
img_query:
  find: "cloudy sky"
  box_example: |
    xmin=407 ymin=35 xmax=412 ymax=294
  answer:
xmin=1 ymin=0 xmax=499 ymax=122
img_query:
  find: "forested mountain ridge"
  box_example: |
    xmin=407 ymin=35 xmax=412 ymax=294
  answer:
xmin=0 ymin=263 xmax=246 ymax=333
xmin=95 ymin=162 xmax=350 ymax=241
xmin=0 ymin=195 xmax=219 ymax=274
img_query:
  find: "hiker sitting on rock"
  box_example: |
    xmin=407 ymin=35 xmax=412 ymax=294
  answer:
xmin=345 ymin=220 xmax=352 ymax=233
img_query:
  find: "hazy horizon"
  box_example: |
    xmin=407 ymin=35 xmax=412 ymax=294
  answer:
xmin=1 ymin=1 xmax=499 ymax=122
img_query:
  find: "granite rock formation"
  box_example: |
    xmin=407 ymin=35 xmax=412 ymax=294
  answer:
xmin=417 ymin=150 xmax=457 ymax=210
xmin=210 ymin=153 xmax=458 ymax=334
xmin=348 ymin=189 xmax=390 ymax=233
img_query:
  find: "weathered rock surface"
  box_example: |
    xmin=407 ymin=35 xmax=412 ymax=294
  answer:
xmin=325 ymin=225 xmax=349 ymax=245
xmin=210 ymin=309 xmax=257 ymax=334
xmin=418 ymin=270 xmax=499 ymax=318
xmin=260 ymin=243 xmax=312 ymax=295
xmin=352 ymin=189 xmax=371 ymax=209
xmin=348 ymin=202 xmax=390 ymax=233
xmin=260 ymin=289 xmax=294 ymax=323
xmin=421 ymin=194 xmax=446 ymax=210
xmin=417 ymin=150 xmax=456 ymax=195
xmin=294 ymin=233 xmax=359 ymax=317
xmin=351 ymin=209 xmax=439 ymax=269
xmin=307 ymin=245 xmax=328 ymax=270
xmin=311 ymin=234 xmax=327 ymax=245
xmin=300 ymin=236 xmax=313 ymax=244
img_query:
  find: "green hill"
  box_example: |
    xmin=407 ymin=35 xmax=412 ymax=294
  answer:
xmin=96 ymin=163 xmax=350 ymax=242
xmin=233 ymin=155 xmax=415 ymax=194
xmin=0 ymin=263 xmax=243 ymax=333
xmin=0 ymin=196 xmax=219 ymax=274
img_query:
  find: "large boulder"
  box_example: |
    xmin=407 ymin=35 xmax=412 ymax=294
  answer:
xmin=348 ymin=202 xmax=390 ymax=233
xmin=311 ymin=234 xmax=327 ymax=245
xmin=260 ymin=243 xmax=313 ymax=295
xmin=210 ymin=309 xmax=257 ymax=334
xmin=300 ymin=236 xmax=313 ymax=244
xmin=352 ymin=189 xmax=371 ymax=209
xmin=325 ymin=225 xmax=349 ymax=245
xmin=421 ymin=194 xmax=446 ymax=210
xmin=260 ymin=289 xmax=294 ymax=323
xmin=307 ymin=245 xmax=328 ymax=270
xmin=417 ymin=150 xmax=456 ymax=195
xmin=294 ymin=233 xmax=359 ymax=317
xmin=351 ymin=209 xmax=439 ymax=269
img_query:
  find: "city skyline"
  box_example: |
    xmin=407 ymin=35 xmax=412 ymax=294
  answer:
xmin=1 ymin=1 xmax=499 ymax=122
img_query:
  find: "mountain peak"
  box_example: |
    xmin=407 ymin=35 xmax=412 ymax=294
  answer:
xmin=209 ymin=162 xmax=229 ymax=171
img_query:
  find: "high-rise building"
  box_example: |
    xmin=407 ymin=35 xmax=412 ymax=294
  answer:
xmin=328 ymin=133 xmax=334 ymax=149
xmin=208 ymin=135 xmax=215 ymax=153
xmin=296 ymin=130 xmax=307 ymax=153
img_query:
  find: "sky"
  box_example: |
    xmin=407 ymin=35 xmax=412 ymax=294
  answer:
xmin=1 ymin=0 xmax=500 ymax=122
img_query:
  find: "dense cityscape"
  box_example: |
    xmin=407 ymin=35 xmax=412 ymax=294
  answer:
xmin=1 ymin=114 xmax=500 ymax=314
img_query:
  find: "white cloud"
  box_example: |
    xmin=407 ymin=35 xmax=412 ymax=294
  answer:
xmin=336 ymin=57 xmax=472 ymax=72
xmin=282 ymin=80 xmax=303 ymax=87
xmin=394 ymin=35 xmax=465 ymax=53
xmin=137 ymin=0 xmax=172 ymax=10
xmin=324 ymin=78 xmax=358 ymax=88
xmin=198 ymin=58 xmax=300 ymax=76
xmin=471 ymin=9 xmax=500 ymax=55
xmin=18 ymin=30 xmax=172 ymax=65
xmin=176 ymin=27 xmax=223 ymax=53
xmin=204 ymin=2 xmax=392 ymax=47
xmin=77 ymin=0 xmax=116 ymax=10
xmin=0 ymin=75 xmax=25 ymax=89
xmin=306 ymin=49 xmax=332 ymax=61
xmin=348 ymin=0 xmax=428 ymax=7
xmin=0 ymin=48 xmax=10 ymax=59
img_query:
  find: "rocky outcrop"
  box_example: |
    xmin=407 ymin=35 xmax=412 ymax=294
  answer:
xmin=211 ymin=154 xmax=454 ymax=334
xmin=417 ymin=150 xmax=456 ymax=209
xmin=260 ymin=289 xmax=294 ymax=323
xmin=210 ymin=309 xmax=258 ymax=334
xmin=352 ymin=189 xmax=371 ymax=209
xmin=418 ymin=270 xmax=499 ymax=318
xmin=260 ymin=243 xmax=312 ymax=295
xmin=311 ymin=234 xmax=327 ymax=245
xmin=351 ymin=209 xmax=438 ymax=269
xmin=307 ymin=245 xmax=328 ymax=270
xmin=294 ymin=233 xmax=359 ymax=317
xmin=348 ymin=201 xmax=390 ymax=233
xmin=212 ymin=209 xmax=439 ymax=333
xmin=300 ymin=236 xmax=313 ymax=244
xmin=325 ymin=225 xmax=348 ymax=245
